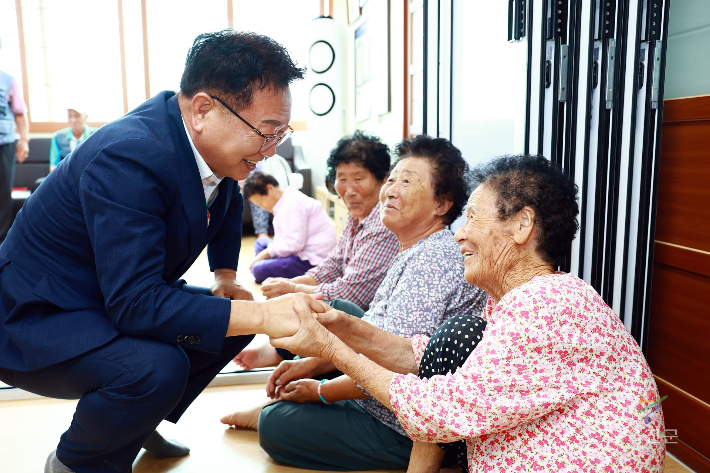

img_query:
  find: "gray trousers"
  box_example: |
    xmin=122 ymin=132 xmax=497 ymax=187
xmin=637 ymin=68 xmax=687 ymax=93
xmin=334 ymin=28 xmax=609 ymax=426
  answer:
xmin=0 ymin=141 xmax=17 ymax=242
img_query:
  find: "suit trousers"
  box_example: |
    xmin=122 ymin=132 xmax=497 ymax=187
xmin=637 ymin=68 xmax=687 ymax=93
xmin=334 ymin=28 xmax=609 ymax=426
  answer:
xmin=0 ymin=141 xmax=17 ymax=242
xmin=0 ymin=284 xmax=253 ymax=473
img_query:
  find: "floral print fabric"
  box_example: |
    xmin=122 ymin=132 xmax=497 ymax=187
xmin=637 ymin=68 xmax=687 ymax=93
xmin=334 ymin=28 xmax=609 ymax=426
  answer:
xmin=389 ymin=272 xmax=665 ymax=472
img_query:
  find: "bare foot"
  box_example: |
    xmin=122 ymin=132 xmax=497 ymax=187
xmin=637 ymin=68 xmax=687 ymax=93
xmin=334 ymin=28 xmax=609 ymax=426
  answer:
xmin=220 ymin=400 xmax=275 ymax=430
xmin=233 ymin=343 xmax=283 ymax=369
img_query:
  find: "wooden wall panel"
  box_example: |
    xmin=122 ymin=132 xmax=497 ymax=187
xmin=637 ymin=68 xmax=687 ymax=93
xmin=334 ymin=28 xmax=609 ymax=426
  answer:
xmin=646 ymin=94 xmax=710 ymax=469
xmin=648 ymin=264 xmax=710 ymax=399
xmin=656 ymin=376 xmax=710 ymax=472
xmin=654 ymin=120 xmax=710 ymax=252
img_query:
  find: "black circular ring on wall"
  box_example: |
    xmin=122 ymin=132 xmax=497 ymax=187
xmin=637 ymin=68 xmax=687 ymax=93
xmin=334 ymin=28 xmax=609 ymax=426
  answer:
xmin=309 ymin=40 xmax=336 ymax=74
xmin=309 ymin=83 xmax=336 ymax=116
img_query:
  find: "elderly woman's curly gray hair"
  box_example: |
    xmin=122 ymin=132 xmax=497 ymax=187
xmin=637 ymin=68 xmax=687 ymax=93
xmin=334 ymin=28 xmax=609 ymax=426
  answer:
xmin=471 ymin=155 xmax=579 ymax=265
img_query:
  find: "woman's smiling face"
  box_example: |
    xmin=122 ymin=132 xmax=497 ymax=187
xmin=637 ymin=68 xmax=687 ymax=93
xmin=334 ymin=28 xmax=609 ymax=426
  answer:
xmin=379 ymin=157 xmax=441 ymax=235
xmin=454 ymin=184 xmax=515 ymax=288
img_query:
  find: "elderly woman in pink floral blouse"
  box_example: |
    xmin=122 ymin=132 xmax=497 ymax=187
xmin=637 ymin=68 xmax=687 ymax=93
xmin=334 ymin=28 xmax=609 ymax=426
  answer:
xmin=273 ymin=155 xmax=665 ymax=473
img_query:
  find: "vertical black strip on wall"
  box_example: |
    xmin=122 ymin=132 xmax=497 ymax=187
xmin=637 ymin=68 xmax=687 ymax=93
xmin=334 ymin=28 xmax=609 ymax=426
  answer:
xmin=601 ymin=0 xmax=630 ymax=305
xmin=436 ymin=0 xmax=441 ymax=137
xmin=618 ymin=0 xmax=646 ymax=323
xmin=509 ymin=0 xmax=516 ymax=41
xmin=559 ymin=0 xmax=582 ymax=273
xmin=577 ymin=0 xmax=599 ymax=279
xmin=639 ymin=0 xmax=670 ymax=353
xmin=590 ymin=36 xmax=611 ymax=293
xmin=550 ymin=38 xmax=561 ymax=165
xmin=449 ymin=0 xmax=454 ymax=140
xmin=563 ymin=0 xmax=579 ymax=176
xmin=549 ymin=0 xmax=568 ymax=168
xmin=630 ymin=0 xmax=665 ymax=342
xmin=536 ymin=0 xmax=549 ymax=154
xmin=631 ymin=64 xmax=655 ymax=342
xmin=422 ymin=0 xmax=428 ymax=135
xmin=525 ymin=0 xmax=535 ymax=154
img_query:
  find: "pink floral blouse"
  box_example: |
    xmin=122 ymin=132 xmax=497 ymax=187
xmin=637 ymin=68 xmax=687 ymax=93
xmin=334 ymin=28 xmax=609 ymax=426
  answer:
xmin=389 ymin=273 xmax=665 ymax=472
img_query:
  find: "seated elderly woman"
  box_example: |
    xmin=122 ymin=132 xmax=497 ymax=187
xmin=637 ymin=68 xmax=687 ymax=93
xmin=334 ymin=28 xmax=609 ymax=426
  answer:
xmin=271 ymin=155 xmax=665 ymax=473
xmin=234 ymin=131 xmax=400 ymax=370
xmin=244 ymin=172 xmax=336 ymax=283
xmin=221 ymin=136 xmax=489 ymax=470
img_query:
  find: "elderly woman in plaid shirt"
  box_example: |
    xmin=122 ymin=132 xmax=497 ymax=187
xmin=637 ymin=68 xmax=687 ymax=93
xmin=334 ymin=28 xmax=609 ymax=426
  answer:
xmin=221 ymin=135 xmax=488 ymax=471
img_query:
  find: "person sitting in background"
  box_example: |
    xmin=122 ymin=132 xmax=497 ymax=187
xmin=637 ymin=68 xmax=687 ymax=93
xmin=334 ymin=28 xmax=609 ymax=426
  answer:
xmin=271 ymin=154 xmax=665 ymax=473
xmin=242 ymin=153 xmax=305 ymax=239
xmin=49 ymin=105 xmax=95 ymax=171
xmin=221 ymin=136 xmax=489 ymax=472
xmin=234 ymin=131 xmax=399 ymax=370
xmin=244 ymin=171 xmax=336 ymax=283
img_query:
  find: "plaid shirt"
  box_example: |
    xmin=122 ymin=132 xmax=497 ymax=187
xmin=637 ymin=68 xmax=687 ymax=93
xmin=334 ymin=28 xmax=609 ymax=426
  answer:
xmin=306 ymin=203 xmax=399 ymax=310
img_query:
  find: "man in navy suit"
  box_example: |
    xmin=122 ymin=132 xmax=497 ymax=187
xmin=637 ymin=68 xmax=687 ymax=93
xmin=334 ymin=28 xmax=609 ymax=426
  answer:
xmin=0 ymin=31 xmax=314 ymax=473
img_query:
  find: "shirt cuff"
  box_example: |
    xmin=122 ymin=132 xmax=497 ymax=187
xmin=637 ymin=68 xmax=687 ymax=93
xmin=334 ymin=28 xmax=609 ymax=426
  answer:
xmin=411 ymin=335 xmax=430 ymax=369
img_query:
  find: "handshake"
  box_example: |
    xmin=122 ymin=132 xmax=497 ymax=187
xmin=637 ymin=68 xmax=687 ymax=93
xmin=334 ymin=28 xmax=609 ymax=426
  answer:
xmin=243 ymin=294 xmax=347 ymax=360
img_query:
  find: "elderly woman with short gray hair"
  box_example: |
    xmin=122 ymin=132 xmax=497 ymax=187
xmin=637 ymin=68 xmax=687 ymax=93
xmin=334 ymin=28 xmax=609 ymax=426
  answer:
xmin=273 ymin=155 xmax=665 ymax=473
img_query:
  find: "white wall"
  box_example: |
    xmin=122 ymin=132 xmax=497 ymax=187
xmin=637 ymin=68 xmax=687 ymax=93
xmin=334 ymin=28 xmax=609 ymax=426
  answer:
xmin=301 ymin=0 xmax=405 ymax=191
xmin=664 ymin=0 xmax=710 ymax=99
xmin=343 ymin=0 xmax=405 ymax=151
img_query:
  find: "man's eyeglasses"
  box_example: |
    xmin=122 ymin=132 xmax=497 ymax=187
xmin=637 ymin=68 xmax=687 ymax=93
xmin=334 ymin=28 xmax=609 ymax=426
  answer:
xmin=211 ymin=96 xmax=293 ymax=152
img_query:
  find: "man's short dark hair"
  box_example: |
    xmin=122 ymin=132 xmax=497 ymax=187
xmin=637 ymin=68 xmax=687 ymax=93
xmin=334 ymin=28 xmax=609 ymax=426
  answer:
xmin=180 ymin=30 xmax=305 ymax=109
xmin=243 ymin=172 xmax=279 ymax=200
xmin=393 ymin=135 xmax=472 ymax=226
xmin=326 ymin=131 xmax=391 ymax=184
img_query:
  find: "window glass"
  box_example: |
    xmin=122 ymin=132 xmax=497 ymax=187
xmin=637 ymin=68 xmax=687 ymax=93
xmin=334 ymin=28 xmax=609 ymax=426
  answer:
xmin=0 ymin=1 xmax=23 ymax=89
xmin=145 ymin=0 xmax=229 ymax=96
xmin=20 ymin=0 xmax=124 ymax=122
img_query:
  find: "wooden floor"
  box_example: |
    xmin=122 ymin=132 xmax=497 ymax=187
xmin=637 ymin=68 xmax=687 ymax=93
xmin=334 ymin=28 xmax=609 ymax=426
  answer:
xmin=0 ymin=383 xmax=402 ymax=473
xmin=0 ymin=235 xmax=696 ymax=472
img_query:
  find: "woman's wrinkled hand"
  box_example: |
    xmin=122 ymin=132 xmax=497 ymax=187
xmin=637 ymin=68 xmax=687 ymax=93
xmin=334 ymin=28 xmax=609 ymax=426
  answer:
xmin=261 ymin=278 xmax=297 ymax=299
xmin=266 ymin=358 xmax=314 ymax=398
xmin=314 ymin=308 xmax=351 ymax=338
xmin=275 ymin=379 xmax=320 ymax=403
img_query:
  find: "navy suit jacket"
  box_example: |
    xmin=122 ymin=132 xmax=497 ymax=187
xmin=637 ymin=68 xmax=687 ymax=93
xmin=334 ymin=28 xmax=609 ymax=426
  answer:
xmin=0 ymin=92 xmax=243 ymax=372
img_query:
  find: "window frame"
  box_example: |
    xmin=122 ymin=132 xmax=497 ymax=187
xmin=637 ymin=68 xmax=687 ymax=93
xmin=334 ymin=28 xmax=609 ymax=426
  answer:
xmin=12 ymin=0 xmax=311 ymax=133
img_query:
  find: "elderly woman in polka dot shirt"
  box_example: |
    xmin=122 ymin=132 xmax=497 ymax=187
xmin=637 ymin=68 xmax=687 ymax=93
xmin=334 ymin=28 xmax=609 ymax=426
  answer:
xmin=273 ymin=155 xmax=665 ymax=473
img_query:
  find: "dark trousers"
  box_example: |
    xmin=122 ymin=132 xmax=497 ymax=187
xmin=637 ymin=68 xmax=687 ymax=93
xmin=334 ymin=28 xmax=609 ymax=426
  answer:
xmin=259 ymin=399 xmax=412 ymax=471
xmin=0 ymin=284 xmax=253 ymax=473
xmin=0 ymin=141 xmax=16 ymax=242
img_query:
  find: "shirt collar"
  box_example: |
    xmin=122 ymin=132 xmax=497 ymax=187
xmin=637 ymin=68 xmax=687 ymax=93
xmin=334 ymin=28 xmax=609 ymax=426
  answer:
xmin=64 ymin=126 xmax=92 ymax=141
xmin=351 ymin=202 xmax=381 ymax=230
xmin=272 ymin=186 xmax=295 ymax=215
xmin=181 ymin=117 xmax=223 ymax=184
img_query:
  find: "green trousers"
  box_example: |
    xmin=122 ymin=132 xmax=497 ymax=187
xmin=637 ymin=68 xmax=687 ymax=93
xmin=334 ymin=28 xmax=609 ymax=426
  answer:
xmin=258 ymin=299 xmax=412 ymax=470
xmin=258 ymin=399 xmax=412 ymax=470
